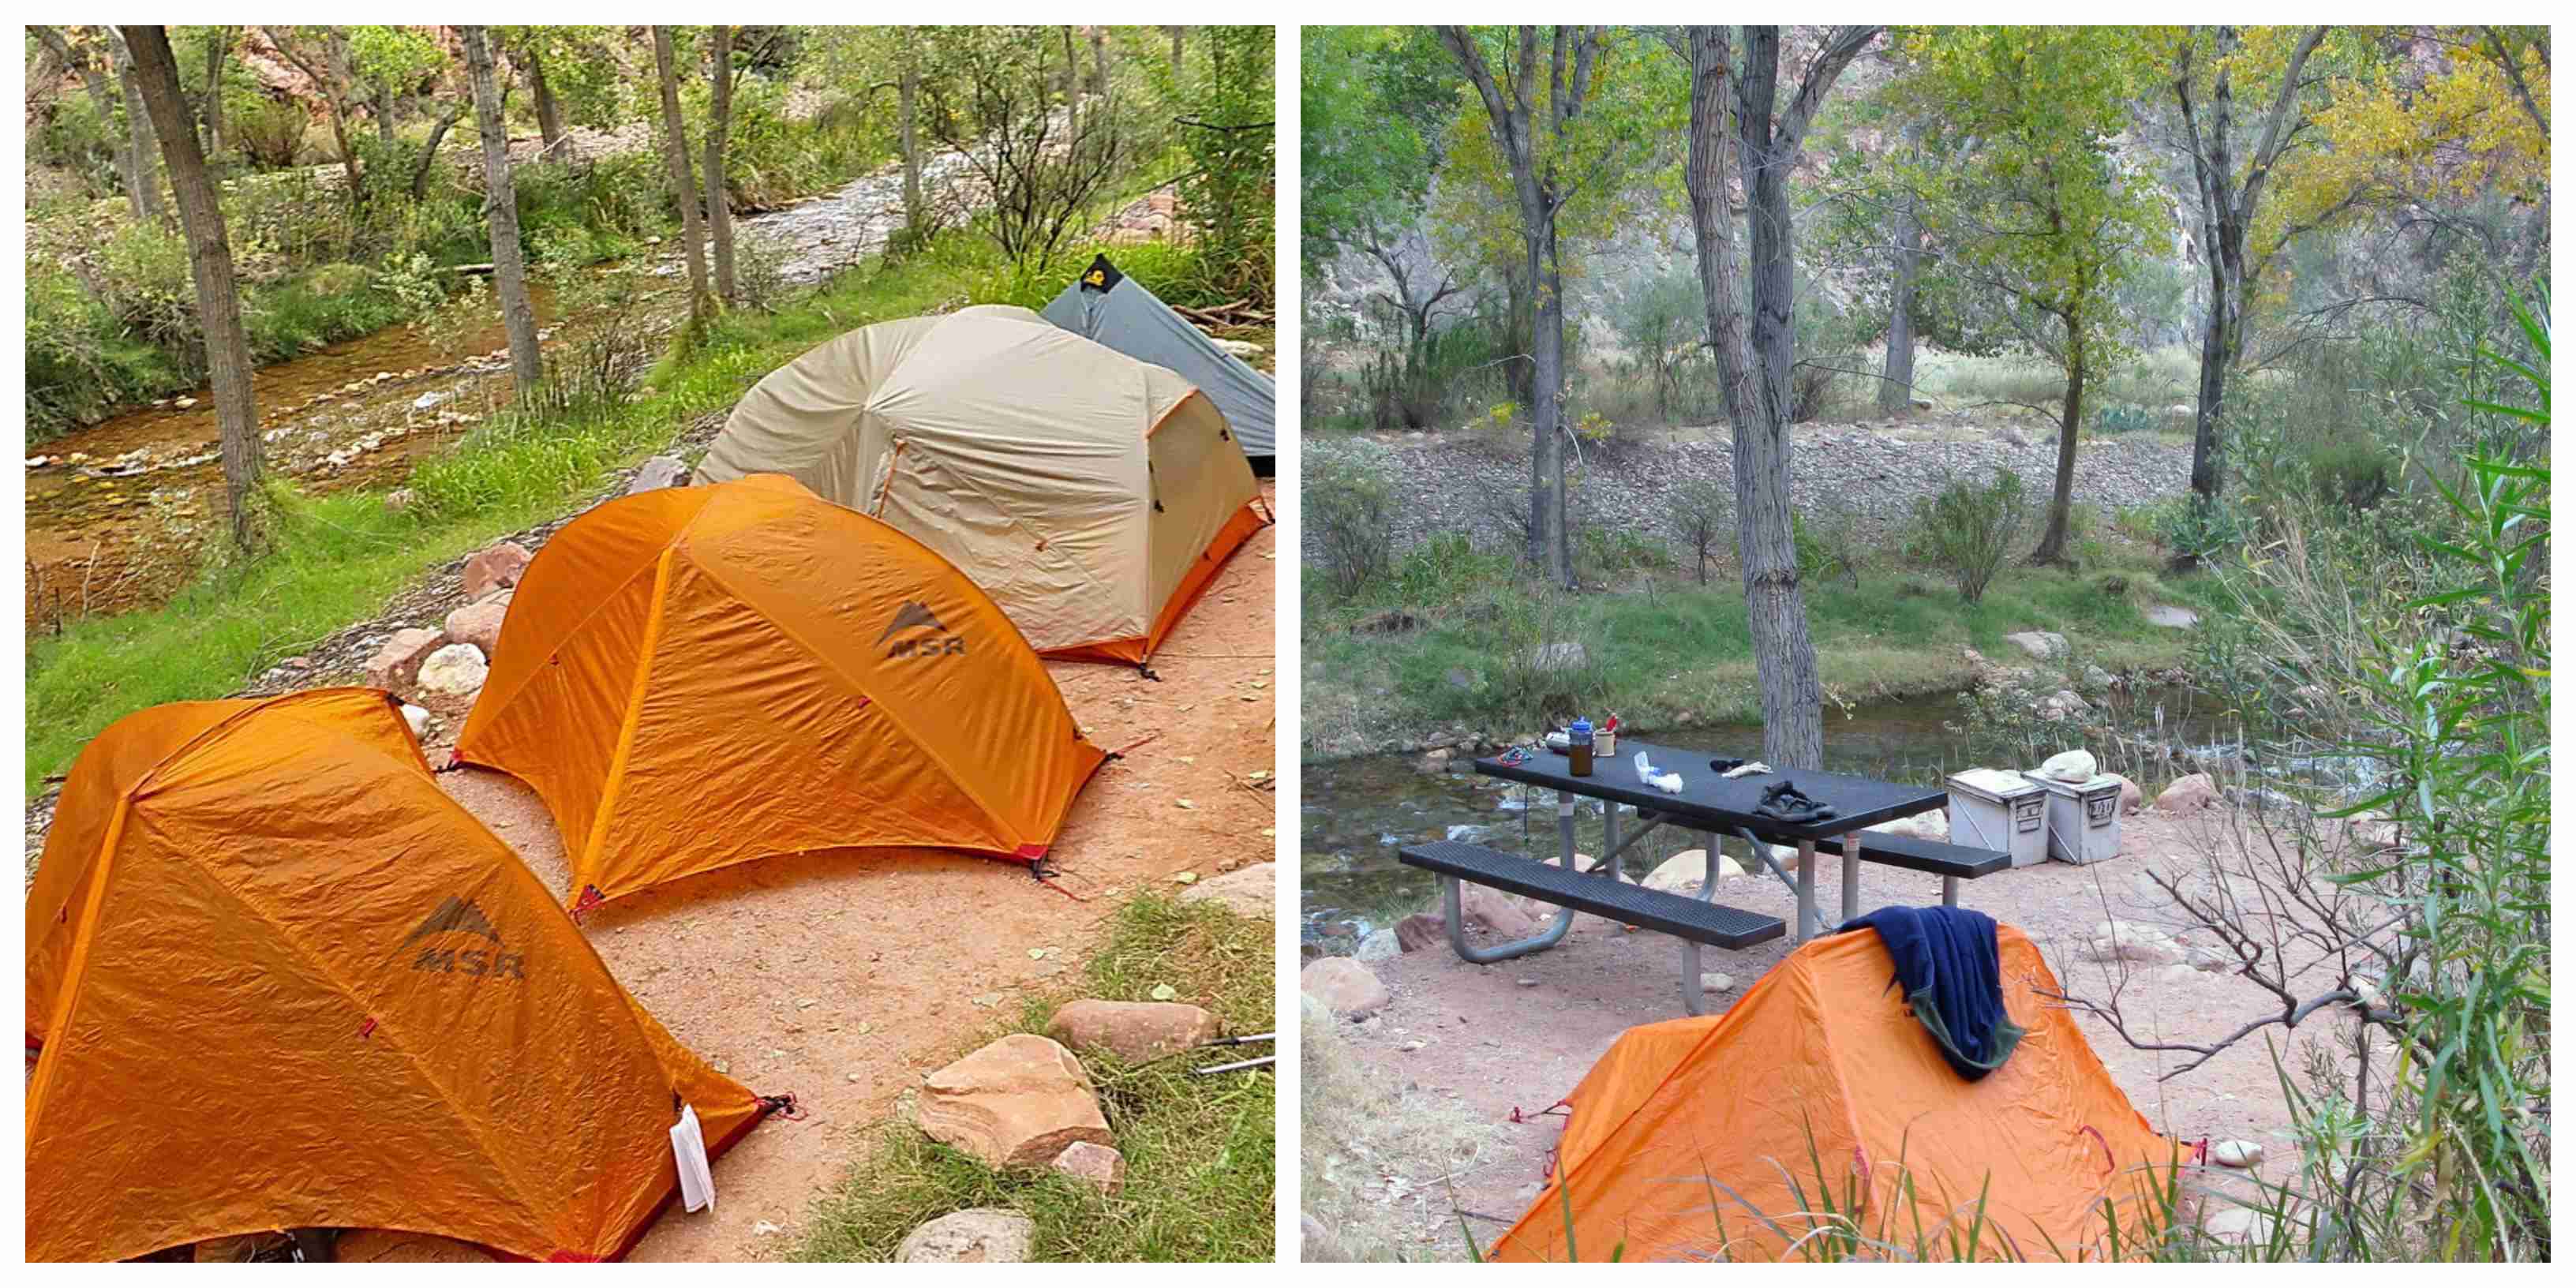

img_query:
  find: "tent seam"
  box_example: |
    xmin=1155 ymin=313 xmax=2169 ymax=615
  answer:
xmin=578 ymin=548 xmax=679 ymax=900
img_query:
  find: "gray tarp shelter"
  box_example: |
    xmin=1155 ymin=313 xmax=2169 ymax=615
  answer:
xmin=1042 ymin=254 xmax=1275 ymax=464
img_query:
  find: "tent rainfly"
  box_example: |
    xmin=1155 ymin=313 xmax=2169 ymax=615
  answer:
xmin=26 ymin=689 xmax=772 ymax=1263
xmin=1491 ymin=924 xmax=2175 ymax=1262
xmin=1041 ymin=253 xmax=1277 ymax=461
xmin=457 ymin=474 xmax=1108 ymax=911
xmin=695 ymin=305 xmax=1265 ymax=665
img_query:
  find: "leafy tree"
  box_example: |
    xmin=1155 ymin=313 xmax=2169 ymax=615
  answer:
xmin=923 ymin=26 xmax=1129 ymax=281
xmin=259 ymin=26 xmax=366 ymax=209
xmin=705 ymin=24 xmax=740 ymax=305
xmin=1164 ymin=26 xmax=1274 ymax=301
xmin=1433 ymin=25 xmax=1666 ymax=589
xmin=1676 ymin=24 xmax=1881 ymax=770
xmin=1904 ymin=25 xmax=2170 ymax=566
xmin=2165 ymin=24 xmax=2335 ymax=530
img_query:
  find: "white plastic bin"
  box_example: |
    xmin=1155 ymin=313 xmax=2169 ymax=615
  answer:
xmin=2023 ymin=770 xmax=2125 ymax=864
xmin=1945 ymin=768 xmax=2050 ymax=868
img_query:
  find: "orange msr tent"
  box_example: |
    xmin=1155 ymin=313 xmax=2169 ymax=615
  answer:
xmin=25 ymin=689 xmax=773 ymax=1263
xmin=456 ymin=474 xmax=1107 ymax=911
xmin=1492 ymin=925 xmax=2174 ymax=1262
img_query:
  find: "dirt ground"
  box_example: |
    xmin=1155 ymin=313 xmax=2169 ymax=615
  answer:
xmin=323 ymin=484 xmax=1275 ymax=1263
xmin=1313 ymin=805 xmax=2327 ymax=1259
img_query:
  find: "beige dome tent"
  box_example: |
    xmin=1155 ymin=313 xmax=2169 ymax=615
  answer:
xmin=695 ymin=305 xmax=1265 ymax=666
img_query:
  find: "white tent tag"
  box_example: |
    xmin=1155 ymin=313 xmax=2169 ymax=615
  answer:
xmin=670 ymin=1103 xmax=715 ymax=1213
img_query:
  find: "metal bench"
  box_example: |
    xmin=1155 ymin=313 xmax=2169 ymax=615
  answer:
xmin=1802 ymin=831 xmax=2012 ymax=905
xmin=1398 ymin=838 xmax=1784 ymax=1015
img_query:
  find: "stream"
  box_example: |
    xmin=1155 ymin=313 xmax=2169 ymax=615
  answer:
xmin=1299 ymin=687 xmax=2248 ymax=953
xmin=22 ymin=148 xmax=975 ymax=634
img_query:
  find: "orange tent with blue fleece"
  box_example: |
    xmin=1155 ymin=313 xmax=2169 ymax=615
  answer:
xmin=25 ymin=689 xmax=773 ymax=1262
xmin=455 ymin=474 xmax=1107 ymax=912
xmin=1492 ymin=923 xmax=2174 ymax=1262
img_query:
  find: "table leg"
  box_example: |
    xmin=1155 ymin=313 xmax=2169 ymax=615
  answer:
xmin=1942 ymin=875 xmax=1960 ymax=908
xmin=1603 ymin=805 xmax=1621 ymax=880
xmin=1679 ymin=938 xmax=1708 ymax=1017
xmin=1795 ymin=839 xmax=1818 ymax=943
xmin=1698 ymin=832 xmax=1720 ymax=902
xmin=1840 ymin=830 xmax=1864 ymax=925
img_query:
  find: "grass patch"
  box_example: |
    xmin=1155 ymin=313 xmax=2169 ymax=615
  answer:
xmin=22 ymin=233 xmax=1150 ymax=791
xmin=792 ymin=893 xmax=1274 ymax=1262
xmin=1301 ymin=529 xmax=2220 ymax=758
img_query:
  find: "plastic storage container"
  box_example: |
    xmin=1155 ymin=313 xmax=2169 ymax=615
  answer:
xmin=1945 ymin=768 xmax=2051 ymax=868
xmin=2022 ymin=770 xmax=2125 ymax=865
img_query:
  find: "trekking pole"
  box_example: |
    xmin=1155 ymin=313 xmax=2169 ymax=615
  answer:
xmin=1192 ymin=1054 xmax=1275 ymax=1075
xmin=1189 ymin=1032 xmax=1274 ymax=1074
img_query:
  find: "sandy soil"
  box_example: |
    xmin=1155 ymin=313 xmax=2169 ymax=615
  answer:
xmin=359 ymin=484 xmax=1278 ymax=1262
xmin=1314 ymin=805 xmax=2327 ymax=1259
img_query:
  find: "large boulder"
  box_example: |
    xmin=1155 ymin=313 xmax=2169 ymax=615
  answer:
xmin=918 ymin=1035 xmax=1113 ymax=1170
xmin=625 ymin=455 xmax=689 ymax=495
xmin=1642 ymin=848 xmax=1745 ymax=895
xmin=1355 ymin=929 xmax=1399 ymax=963
xmin=1301 ymin=957 xmax=1390 ymax=1019
xmin=896 ymin=1208 xmax=1036 ymax=1263
xmin=1046 ymin=999 xmax=1219 ymax=1063
xmin=2108 ymin=773 xmax=2144 ymax=815
xmin=441 ymin=590 xmax=512 ymax=659
xmin=2038 ymin=749 xmax=2097 ymax=783
xmin=1452 ymin=883 xmax=1543 ymax=938
xmin=1178 ymin=863 xmax=1274 ymax=919
xmin=2157 ymin=773 xmax=2218 ymax=814
xmin=1394 ymin=912 xmax=1447 ymax=953
xmin=415 ymin=643 xmax=489 ymax=696
xmin=460 ymin=541 xmax=532 ymax=601
xmin=365 ymin=627 xmax=445 ymax=695
xmin=2002 ymin=630 xmax=2069 ymax=661
xmin=2083 ymin=919 xmax=2182 ymax=966
xmin=1867 ymin=810 xmax=1949 ymax=843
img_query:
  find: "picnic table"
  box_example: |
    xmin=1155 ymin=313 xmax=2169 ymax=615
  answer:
xmin=1398 ymin=737 xmax=2010 ymax=1014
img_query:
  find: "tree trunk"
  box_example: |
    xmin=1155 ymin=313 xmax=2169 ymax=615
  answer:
xmin=1091 ymin=27 xmax=1109 ymax=96
xmin=1686 ymin=25 xmax=1826 ymax=771
xmin=899 ymin=63 xmax=923 ymax=236
xmin=526 ymin=43 xmax=565 ymax=155
xmin=461 ymin=25 xmax=542 ymax=392
xmin=108 ymin=32 xmax=167 ymax=225
xmin=1167 ymin=27 xmax=1185 ymax=73
xmin=1879 ymin=135 xmax=1922 ymax=417
xmin=650 ymin=26 xmax=713 ymax=324
xmin=704 ymin=25 xmax=739 ymax=305
xmin=2031 ymin=335 xmax=2085 ymax=566
xmin=1529 ymin=204 xmax=1571 ymax=589
xmin=373 ymin=77 xmax=397 ymax=144
xmin=200 ymin=26 xmax=230 ymax=161
xmin=120 ymin=25 xmax=259 ymax=552
xmin=407 ymin=99 xmax=466 ymax=203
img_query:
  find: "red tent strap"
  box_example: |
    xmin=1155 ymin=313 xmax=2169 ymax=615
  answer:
xmin=1509 ymin=1099 xmax=1571 ymax=1124
xmin=569 ymin=884 xmax=607 ymax=923
xmin=2081 ymin=1124 xmax=2114 ymax=1177
xmin=1106 ymin=730 xmax=1162 ymax=760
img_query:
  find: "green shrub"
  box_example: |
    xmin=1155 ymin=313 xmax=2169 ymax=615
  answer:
xmin=1908 ymin=470 xmax=2030 ymax=603
xmin=1794 ymin=510 xmax=1863 ymax=590
xmin=2303 ymin=433 xmax=2394 ymax=509
xmin=1308 ymin=438 xmax=1398 ymax=598
xmin=2094 ymin=402 xmax=2158 ymax=432
xmin=2153 ymin=493 xmax=2258 ymax=564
